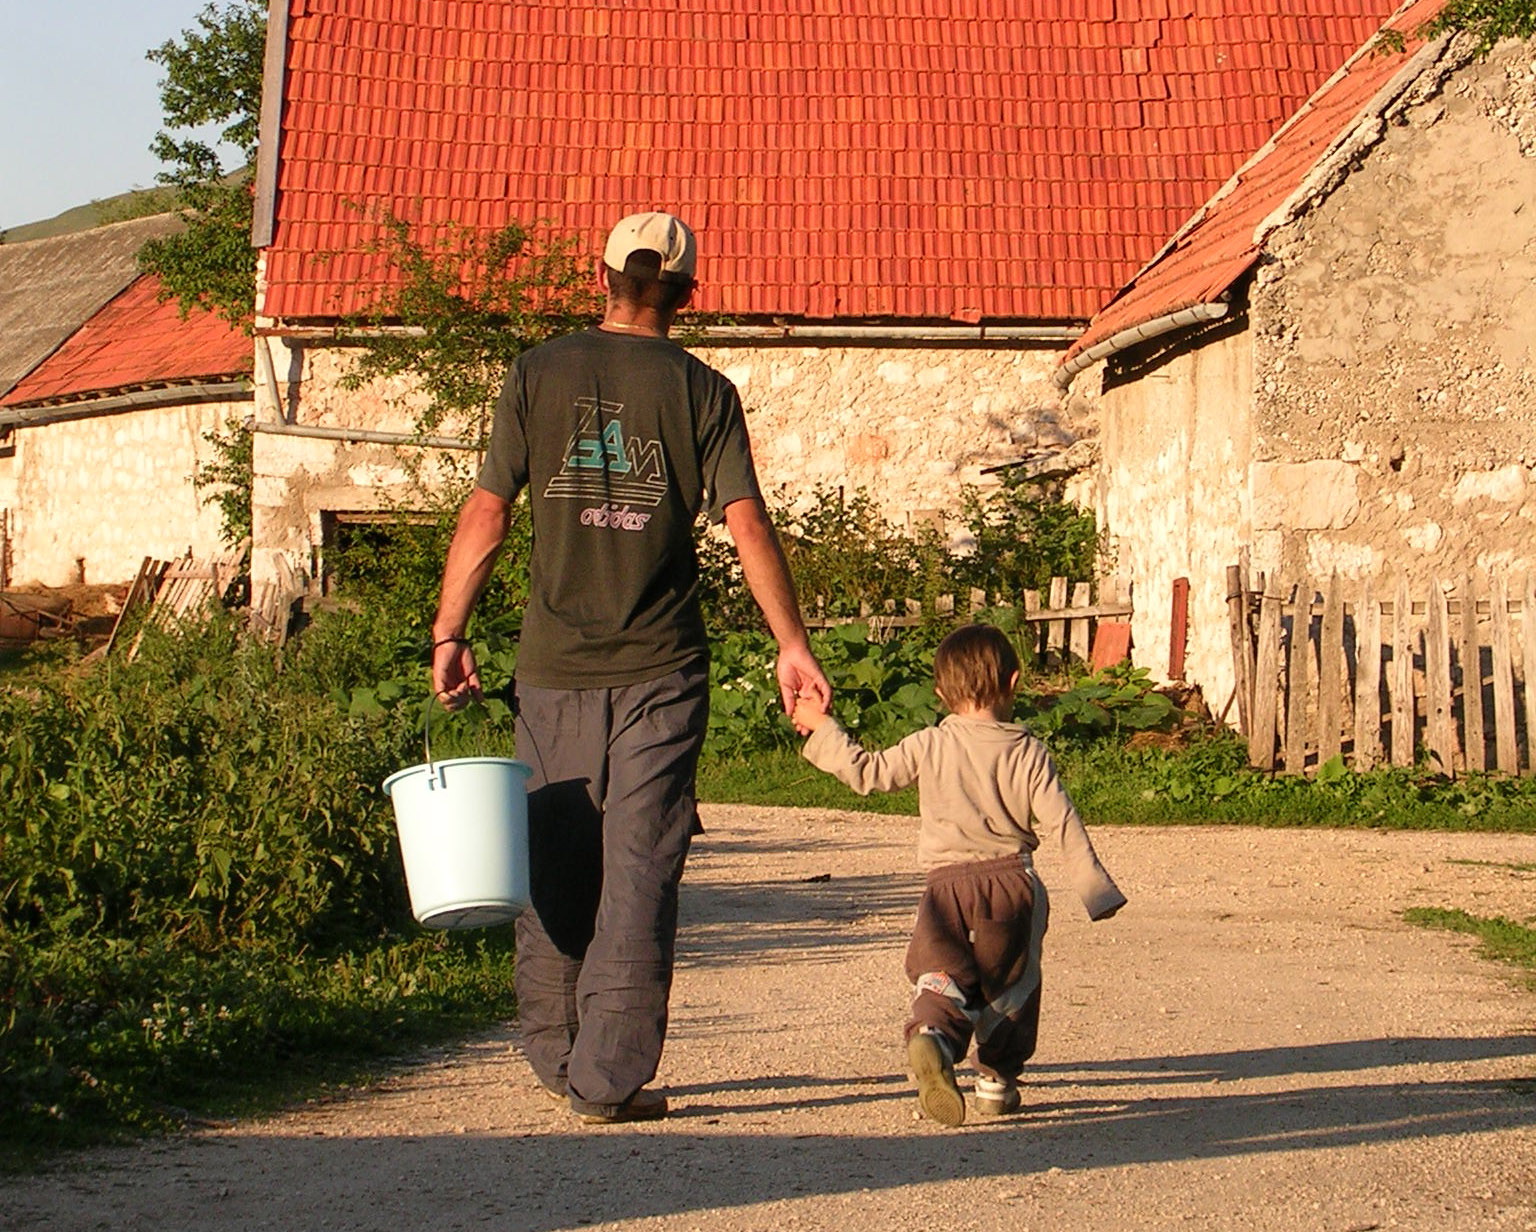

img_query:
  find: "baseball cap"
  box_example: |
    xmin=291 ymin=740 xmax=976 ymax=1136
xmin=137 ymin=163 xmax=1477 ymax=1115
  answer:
xmin=603 ymin=212 xmax=697 ymax=284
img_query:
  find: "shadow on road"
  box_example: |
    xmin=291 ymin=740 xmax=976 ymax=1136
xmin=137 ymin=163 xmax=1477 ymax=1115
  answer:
xmin=13 ymin=1037 xmax=1523 ymax=1232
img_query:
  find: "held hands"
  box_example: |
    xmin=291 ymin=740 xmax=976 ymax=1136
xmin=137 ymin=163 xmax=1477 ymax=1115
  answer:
xmin=792 ymin=693 xmax=830 ymax=735
xmin=778 ymin=643 xmax=831 ymax=736
xmin=431 ymin=638 xmax=483 ymax=711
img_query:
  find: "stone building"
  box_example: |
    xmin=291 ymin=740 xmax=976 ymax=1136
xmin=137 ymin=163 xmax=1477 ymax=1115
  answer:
xmin=1057 ymin=1 xmax=1536 ymax=703
xmin=0 ymin=271 xmax=252 ymax=586
xmin=244 ymin=0 xmax=1395 ymax=592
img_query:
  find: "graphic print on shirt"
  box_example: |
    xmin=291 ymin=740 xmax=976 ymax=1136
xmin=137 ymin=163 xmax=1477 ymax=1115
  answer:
xmin=544 ymin=397 xmax=668 ymax=531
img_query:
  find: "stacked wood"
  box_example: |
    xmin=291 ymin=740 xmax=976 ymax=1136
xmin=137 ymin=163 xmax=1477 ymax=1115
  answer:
xmin=110 ymin=540 xmax=251 ymax=661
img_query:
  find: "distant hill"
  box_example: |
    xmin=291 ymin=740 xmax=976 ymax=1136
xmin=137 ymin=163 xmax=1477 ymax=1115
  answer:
xmin=0 ymin=185 xmax=182 ymax=246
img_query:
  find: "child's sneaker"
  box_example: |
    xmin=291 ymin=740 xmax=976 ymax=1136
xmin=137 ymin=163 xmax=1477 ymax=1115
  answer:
xmin=907 ymin=1030 xmax=965 ymax=1126
xmin=973 ymin=1075 xmax=1021 ymax=1117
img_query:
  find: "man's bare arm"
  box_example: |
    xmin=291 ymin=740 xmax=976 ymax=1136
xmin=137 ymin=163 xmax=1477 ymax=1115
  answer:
xmin=431 ymin=486 xmax=513 ymax=706
xmin=723 ymin=497 xmax=831 ymax=724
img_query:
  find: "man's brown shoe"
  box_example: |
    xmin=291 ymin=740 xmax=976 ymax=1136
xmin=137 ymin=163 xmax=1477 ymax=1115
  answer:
xmin=574 ymin=1087 xmax=668 ymax=1124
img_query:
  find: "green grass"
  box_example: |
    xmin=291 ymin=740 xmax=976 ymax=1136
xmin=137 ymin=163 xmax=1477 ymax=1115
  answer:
xmin=1 ymin=929 xmax=517 ymax=1169
xmin=698 ymin=749 xmax=917 ymax=815
xmin=699 ymin=741 xmax=1536 ymax=833
xmin=1403 ymin=908 xmax=1536 ymax=986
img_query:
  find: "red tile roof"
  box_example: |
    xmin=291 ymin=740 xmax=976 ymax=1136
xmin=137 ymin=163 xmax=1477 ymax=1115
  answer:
xmin=0 ymin=275 xmax=251 ymax=407
xmin=259 ymin=0 xmax=1401 ymax=324
xmin=1061 ymin=0 xmax=1445 ymax=376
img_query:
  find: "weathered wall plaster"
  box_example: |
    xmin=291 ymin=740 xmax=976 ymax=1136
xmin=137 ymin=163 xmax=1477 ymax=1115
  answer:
xmin=1251 ymin=39 xmax=1536 ymax=588
xmin=1085 ymin=327 xmax=1253 ymax=702
xmin=3 ymin=400 xmax=240 ymax=586
xmin=250 ymin=339 xmax=1090 ymax=588
xmin=1082 ymin=40 xmax=1536 ymax=705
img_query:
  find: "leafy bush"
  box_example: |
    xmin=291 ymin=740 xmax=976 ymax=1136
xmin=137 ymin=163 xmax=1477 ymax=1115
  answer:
xmin=704 ymin=623 xmax=1178 ymax=760
xmin=0 ymin=613 xmax=520 ymax=1153
xmin=698 ymin=481 xmax=1106 ymax=636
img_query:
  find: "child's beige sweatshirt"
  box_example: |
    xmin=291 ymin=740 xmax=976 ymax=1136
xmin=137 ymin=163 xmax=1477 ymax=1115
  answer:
xmin=802 ymin=714 xmax=1126 ymax=919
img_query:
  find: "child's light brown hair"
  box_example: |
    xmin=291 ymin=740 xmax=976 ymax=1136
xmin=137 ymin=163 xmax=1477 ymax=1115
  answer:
xmin=932 ymin=623 xmax=1020 ymax=712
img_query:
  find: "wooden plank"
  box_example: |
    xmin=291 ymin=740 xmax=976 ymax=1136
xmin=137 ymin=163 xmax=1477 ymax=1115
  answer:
xmin=1226 ymin=565 xmax=1253 ymax=737
xmin=1460 ymin=573 xmax=1485 ymax=772
xmin=1354 ymin=578 xmax=1381 ymax=771
xmin=1490 ymin=573 xmax=1519 ymax=774
xmin=1022 ymin=589 xmax=1041 ymax=663
xmin=1285 ymin=578 xmax=1312 ymax=775
xmin=1046 ymin=576 xmax=1068 ymax=665
xmin=1069 ymin=582 xmax=1091 ymax=663
xmin=1391 ymin=576 xmax=1415 ymax=767
xmin=1250 ymin=577 xmax=1284 ymax=771
xmin=1525 ymin=575 xmax=1536 ymax=776
xmin=1426 ymin=581 xmax=1456 ymax=776
xmin=1319 ymin=573 xmax=1344 ymax=767
xmin=1169 ymin=576 xmax=1190 ymax=680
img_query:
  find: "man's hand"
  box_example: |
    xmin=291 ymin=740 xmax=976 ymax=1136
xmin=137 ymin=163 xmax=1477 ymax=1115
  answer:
xmin=432 ymin=639 xmax=483 ymax=711
xmin=778 ymin=643 xmax=831 ymax=733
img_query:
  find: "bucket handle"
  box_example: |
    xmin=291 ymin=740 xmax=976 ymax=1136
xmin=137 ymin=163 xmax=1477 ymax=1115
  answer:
xmin=421 ymin=692 xmax=501 ymax=776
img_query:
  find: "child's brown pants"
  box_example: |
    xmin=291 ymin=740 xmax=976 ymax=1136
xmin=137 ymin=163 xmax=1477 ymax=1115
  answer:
xmin=904 ymin=854 xmax=1049 ymax=1083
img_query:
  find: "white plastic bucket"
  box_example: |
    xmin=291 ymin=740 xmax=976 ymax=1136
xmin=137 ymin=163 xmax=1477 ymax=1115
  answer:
xmin=382 ymin=706 xmax=533 ymax=929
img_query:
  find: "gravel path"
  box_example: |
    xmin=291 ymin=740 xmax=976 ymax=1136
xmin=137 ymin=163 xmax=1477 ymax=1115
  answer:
xmin=4 ymin=807 xmax=1535 ymax=1231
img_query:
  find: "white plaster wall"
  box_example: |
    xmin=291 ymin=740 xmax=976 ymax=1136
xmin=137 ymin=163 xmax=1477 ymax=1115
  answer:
xmin=250 ymin=339 xmax=1086 ymax=588
xmin=7 ymin=400 xmax=241 ymax=587
xmin=1085 ymin=328 xmax=1253 ymax=700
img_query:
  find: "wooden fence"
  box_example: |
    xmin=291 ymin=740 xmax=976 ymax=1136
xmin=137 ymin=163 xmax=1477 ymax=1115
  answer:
xmin=99 ymin=541 xmax=252 ymax=661
xmin=1228 ymin=565 xmax=1536 ymax=776
xmin=804 ymin=578 xmax=1133 ymax=668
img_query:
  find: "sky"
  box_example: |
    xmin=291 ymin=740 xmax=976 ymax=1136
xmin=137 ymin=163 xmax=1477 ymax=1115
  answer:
xmin=0 ymin=0 xmax=242 ymax=231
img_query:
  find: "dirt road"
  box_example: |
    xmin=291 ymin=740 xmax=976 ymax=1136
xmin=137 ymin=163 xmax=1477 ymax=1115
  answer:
xmin=4 ymin=807 xmax=1535 ymax=1231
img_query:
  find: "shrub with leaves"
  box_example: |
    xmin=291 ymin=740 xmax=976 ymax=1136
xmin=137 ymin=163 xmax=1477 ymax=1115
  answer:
xmin=0 ymin=612 xmax=521 ymax=1153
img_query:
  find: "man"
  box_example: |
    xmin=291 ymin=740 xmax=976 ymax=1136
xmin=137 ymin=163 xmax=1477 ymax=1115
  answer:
xmin=430 ymin=211 xmax=830 ymax=1124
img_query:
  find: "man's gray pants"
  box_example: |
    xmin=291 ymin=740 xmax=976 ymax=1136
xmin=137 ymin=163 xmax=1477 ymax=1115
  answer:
xmin=511 ymin=660 xmax=709 ymax=1117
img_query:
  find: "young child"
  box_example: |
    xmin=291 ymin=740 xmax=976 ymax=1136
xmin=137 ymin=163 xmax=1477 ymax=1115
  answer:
xmin=791 ymin=623 xmax=1125 ymax=1126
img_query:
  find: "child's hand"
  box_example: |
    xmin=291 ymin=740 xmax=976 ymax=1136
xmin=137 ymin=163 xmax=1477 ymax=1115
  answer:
xmin=792 ymin=693 xmax=830 ymax=735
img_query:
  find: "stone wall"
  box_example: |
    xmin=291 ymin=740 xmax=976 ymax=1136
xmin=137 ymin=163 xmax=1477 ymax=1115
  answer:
xmin=1249 ymin=38 xmax=1536 ymax=588
xmin=1080 ymin=40 xmax=1536 ymax=705
xmin=250 ymin=337 xmax=1089 ymax=587
xmin=2 ymin=399 xmax=242 ymax=587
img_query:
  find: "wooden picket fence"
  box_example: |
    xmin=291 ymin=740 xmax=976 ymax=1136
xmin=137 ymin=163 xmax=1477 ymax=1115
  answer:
xmin=804 ymin=577 xmax=1133 ymax=668
xmin=1228 ymin=564 xmax=1536 ymax=776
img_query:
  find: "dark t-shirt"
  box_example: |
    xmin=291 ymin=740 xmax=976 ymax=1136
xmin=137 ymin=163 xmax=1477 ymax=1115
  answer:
xmin=477 ymin=327 xmax=762 ymax=688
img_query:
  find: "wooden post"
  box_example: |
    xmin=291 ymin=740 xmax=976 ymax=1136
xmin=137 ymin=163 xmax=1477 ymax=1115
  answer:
xmin=1250 ymin=576 xmax=1284 ymax=771
xmin=1169 ymin=576 xmax=1190 ymax=681
xmin=1069 ymin=582 xmax=1091 ymax=663
xmin=1226 ymin=565 xmax=1253 ymax=737
xmin=1489 ymin=574 xmax=1518 ymax=774
xmin=1460 ymin=573 xmax=1485 ymax=773
xmin=1426 ymin=581 xmax=1457 ymax=776
xmin=1354 ymin=578 xmax=1381 ymax=771
xmin=1046 ymin=576 xmax=1068 ymax=667
xmin=1524 ymin=575 xmax=1536 ymax=776
xmin=1391 ymin=577 xmax=1415 ymax=768
xmin=1285 ymin=578 xmax=1312 ymax=775
xmin=1318 ymin=573 xmax=1344 ymax=767
xmin=1022 ymin=589 xmax=1041 ymax=664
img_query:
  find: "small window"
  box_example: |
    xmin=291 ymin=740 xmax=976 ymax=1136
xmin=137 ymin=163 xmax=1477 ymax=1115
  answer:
xmin=0 ymin=426 xmax=14 ymax=458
